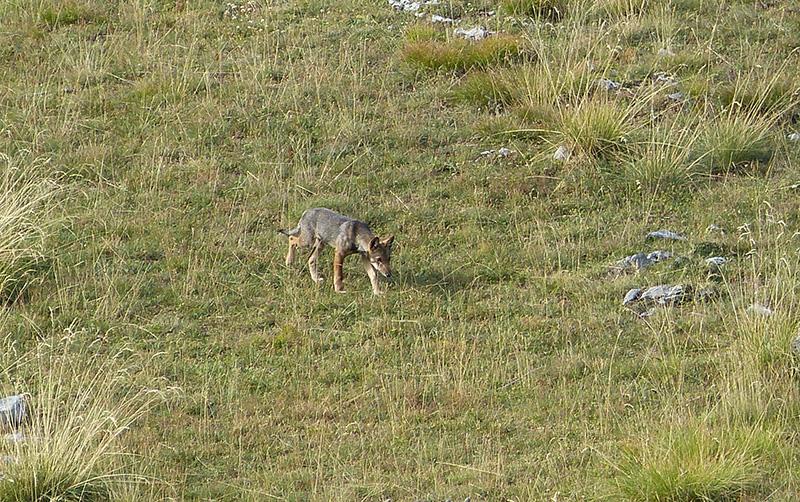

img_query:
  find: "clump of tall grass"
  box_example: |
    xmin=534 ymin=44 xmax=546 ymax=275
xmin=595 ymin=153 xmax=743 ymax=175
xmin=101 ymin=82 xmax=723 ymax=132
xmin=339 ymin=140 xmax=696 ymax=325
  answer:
xmin=402 ymin=35 xmax=523 ymax=72
xmin=452 ymin=71 xmax=519 ymax=108
xmin=0 ymin=155 xmax=59 ymax=302
xmin=717 ymin=72 xmax=798 ymax=117
xmin=695 ymin=112 xmax=775 ymax=175
xmin=622 ymin=119 xmax=702 ymax=194
xmin=0 ymin=330 xmax=171 ymax=500
xmin=557 ymin=99 xmax=636 ymax=157
xmin=614 ymin=421 xmax=777 ymax=501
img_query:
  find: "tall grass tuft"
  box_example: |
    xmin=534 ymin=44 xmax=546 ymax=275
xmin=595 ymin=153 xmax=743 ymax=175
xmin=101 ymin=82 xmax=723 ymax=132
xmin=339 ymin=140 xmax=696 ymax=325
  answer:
xmin=614 ymin=422 xmax=775 ymax=501
xmin=695 ymin=112 xmax=775 ymax=175
xmin=0 ymin=155 xmax=59 ymax=302
xmin=622 ymin=119 xmax=702 ymax=194
xmin=0 ymin=330 xmax=170 ymax=501
xmin=402 ymin=36 xmax=523 ymax=72
xmin=558 ymin=99 xmax=636 ymax=157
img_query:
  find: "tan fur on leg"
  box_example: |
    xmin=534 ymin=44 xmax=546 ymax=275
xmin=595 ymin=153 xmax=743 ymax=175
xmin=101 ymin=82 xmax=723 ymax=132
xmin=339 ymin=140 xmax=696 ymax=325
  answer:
xmin=285 ymin=236 xmax=299 ymax=266
xmin=333 ymin=251 xmax=346 ymax=293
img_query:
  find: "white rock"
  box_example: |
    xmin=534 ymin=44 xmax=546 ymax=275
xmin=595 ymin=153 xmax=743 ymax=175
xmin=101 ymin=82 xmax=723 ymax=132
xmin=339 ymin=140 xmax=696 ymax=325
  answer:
xmin=646 ymin=230 xmax=687 ymax=241
xmin=454 ymin=26 xmax=492 ymax=41
xmin=640 ymin=284 xmax=689 ymax=305
xmin=431 ymin=14 xmax=455 ymax=23
xmin=788 ymin=132 xmax=800 ymax=141
xmin=623 ymin=288 xmax=642 ymax=305
xmin=480 ymin=147 xmax=514 ymax=159
xmin=597 ymin=78 xmax=621 ymax=91
xmin=553 ymin=145 xmax=571 ymax=161
xmin=747 ymin=303 xmax=773 ymax=317
xmin=653 ymin=72 xmax=677 ymax=86
xmin=4 ymin=431 xmax=25 ymax=443
xmin=657 ymin=48 xmax=675 ymax=57
xmin=705 ymin=256 xmax=727 ymax=267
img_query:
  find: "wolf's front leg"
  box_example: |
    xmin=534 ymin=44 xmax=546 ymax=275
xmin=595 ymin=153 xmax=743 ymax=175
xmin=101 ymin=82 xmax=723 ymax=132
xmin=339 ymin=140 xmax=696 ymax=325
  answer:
xmin=361 ymin=255 xmax=382 ymax=295
xmin=333 ymin=251 xmax=346 ymax=293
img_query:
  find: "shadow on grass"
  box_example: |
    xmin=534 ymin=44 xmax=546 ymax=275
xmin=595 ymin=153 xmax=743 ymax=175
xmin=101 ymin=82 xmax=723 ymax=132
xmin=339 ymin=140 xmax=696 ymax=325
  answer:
xmin=397 ymin=268 xmax=475 ymax=295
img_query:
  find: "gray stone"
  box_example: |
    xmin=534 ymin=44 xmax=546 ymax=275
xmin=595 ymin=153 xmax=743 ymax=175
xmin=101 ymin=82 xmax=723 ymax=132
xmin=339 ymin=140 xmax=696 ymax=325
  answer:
xmin=597 ymin=78 xmax=621 ymax=91
xmin=0 ymin=395 xmax=26 ymax=430
xmin=615 ymin=253 xmax=650 ymax=270
xmin=788 ymin=132 xmax=800 ymax=142
xmin=647 ymin=250 xmax=673 ymax=262
xmin=646 ymin=230 xmax=687 ymax=241
xmin=657 ymin=48 xmax=675 ymax=57
xmin=706 ymin=223 xmax=724 ymax=234
xmin=667 ymin=91 xmax=685 ymax=102
xmin=640 ymin=284 xmax=690 ymax=305
xmin=614 ymin=250 xmax=673 ymax=272
xmin=623 ymin=288 xmax=642 ymax=305
xmin=705 ymin=256 xmax=727 ymax=267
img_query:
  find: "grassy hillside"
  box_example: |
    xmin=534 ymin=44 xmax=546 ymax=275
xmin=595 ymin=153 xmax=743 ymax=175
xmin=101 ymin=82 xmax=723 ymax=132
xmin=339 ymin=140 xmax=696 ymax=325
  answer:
xmin=1 ymin=0 xmax=800 ymax=499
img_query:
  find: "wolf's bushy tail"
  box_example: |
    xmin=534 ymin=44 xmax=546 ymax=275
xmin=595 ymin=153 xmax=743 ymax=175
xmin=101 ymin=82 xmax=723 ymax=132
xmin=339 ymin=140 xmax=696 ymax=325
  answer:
xmin=278 ymin=226 xmax=300 ymax=237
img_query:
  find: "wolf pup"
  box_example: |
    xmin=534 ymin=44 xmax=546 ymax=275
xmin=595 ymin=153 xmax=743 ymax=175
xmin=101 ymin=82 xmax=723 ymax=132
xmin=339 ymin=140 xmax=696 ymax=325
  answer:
xmin=280 ymin=208 xmax=395 ymax=295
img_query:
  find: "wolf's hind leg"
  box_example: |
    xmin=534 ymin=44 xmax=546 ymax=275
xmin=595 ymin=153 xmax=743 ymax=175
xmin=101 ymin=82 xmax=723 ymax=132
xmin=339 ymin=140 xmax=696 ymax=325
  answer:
xmin=285 ymin=236 xmax=300 ymax=266
xmin=308 ymin=239 xmax=324 ymax=284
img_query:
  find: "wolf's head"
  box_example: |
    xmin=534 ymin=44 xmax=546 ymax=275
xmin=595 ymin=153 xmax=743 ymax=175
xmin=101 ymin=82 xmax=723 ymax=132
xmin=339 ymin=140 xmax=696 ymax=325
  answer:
xmin=368 ymin=235 xmax=395 ymax=279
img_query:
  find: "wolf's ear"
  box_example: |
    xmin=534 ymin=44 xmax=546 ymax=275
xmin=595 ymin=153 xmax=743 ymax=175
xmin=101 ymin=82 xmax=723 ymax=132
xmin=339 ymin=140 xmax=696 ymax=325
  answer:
xmin=369 ymin=236 xmax=380 ymax=251
xmin=382 ymin=235 xmax=395 ymax=250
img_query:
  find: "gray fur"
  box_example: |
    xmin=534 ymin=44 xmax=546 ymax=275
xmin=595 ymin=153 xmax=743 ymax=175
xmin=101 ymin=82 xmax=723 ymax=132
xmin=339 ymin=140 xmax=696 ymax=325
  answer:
xmin=284 ymin=207 xmax=374 ymax=252
xmin=280 ymin=208 xmax=394 ymax=294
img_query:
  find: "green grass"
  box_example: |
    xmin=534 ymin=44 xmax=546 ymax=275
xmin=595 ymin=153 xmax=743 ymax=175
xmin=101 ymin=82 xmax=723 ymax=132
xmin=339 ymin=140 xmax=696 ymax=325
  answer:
xmin=614 ymin=423 xmax=776 ymax=500
xmin=402 ymin=35 xmax=524 ymax=72
xmin=2 ymin=0 xmax=800 ymax=499
xmin=499 ymin=0 xmax=569 ymax=18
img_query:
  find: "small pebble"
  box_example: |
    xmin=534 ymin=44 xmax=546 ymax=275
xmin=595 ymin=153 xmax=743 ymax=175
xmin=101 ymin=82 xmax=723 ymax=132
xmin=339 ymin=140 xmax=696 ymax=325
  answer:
xmin=553 ymin=145 xmax=571 ymax=161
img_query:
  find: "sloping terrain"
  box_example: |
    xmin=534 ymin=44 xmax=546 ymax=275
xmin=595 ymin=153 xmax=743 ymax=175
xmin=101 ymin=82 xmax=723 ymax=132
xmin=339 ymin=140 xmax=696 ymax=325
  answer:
xmin=1 ymin=0 xmax=800 ymax=499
